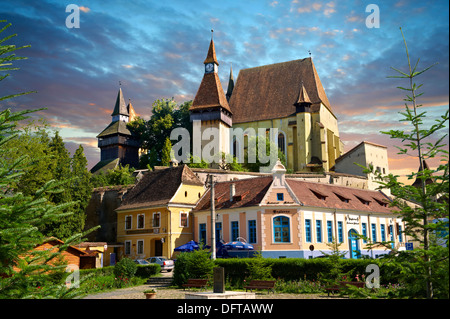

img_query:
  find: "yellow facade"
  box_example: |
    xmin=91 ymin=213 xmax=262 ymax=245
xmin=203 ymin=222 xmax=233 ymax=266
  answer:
xmin=116 ymin=183 xmax=205 ymax=259
xmin=232 ymin=103 xmax=343 ymax=172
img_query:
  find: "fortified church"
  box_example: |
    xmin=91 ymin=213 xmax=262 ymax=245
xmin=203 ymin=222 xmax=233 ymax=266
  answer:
xmin=85 ymin=34 xmax=401 ymax=262
xmin=91 ymin=33 xmax=389 ymax=178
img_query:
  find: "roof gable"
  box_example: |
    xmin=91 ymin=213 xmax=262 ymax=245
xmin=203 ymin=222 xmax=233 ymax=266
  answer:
xmin=194 ymin=176 xmax=273 ymax=211
xmin=117 ymin=165 xmax=203 ymax=211
xmin=229 ymin=58 xmax=332 ymax=124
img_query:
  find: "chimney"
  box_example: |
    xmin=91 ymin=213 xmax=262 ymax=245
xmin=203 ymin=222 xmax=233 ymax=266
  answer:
xmin=230 ymin=183 xmax=236 ymax=201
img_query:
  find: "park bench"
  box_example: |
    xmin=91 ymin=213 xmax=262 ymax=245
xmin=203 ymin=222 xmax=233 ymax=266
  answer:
xmin=244 ymin=280 xmax=276 ymax=293
xmin=182 ymin=279 xmax=208 ymax=291
xmin=325 ymin=281 xmax=365 ymax=296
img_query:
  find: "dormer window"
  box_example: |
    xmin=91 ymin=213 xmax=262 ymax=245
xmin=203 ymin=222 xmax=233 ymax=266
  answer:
xmin=373 ymin=198 xmax=388 ymax=207
xmin=334 ymin=192 xmax=350 ymax=203
xmin=356 ymin=196 xmax=371 ymax=206
xmin=311 ymin=189 xmax=327 ymax=201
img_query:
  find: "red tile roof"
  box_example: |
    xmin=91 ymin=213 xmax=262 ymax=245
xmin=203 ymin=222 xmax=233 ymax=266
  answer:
xmin=193 ymin=175 xmax=397 ymax=215
xmin=117 ymin=165 xmax=203 ymax=211
xmin=286 ymin=179 xmax=397 ymax=214
xmin=190 ymin=72 xmax=232 ymax=113
xmin=193 ymin=176 xmax=273 ymax=211
xmin=229 ymin=58 xmax=332 ymax=124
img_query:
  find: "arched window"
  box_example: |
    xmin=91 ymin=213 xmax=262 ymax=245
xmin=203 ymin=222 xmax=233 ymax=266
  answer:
xmin=278 ymin=132 xmax=286 ymax=156
xmin=273 ymin=216 xmax=290 ymax=243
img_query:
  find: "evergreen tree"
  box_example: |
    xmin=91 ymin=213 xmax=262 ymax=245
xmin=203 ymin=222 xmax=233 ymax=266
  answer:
xmin=161 ymin=137 xmax=172 ymax=166
xmin=366 ymin=28 xmax=449 ymax=299
xmin=0 ymin=20 xmax=96 ymax=298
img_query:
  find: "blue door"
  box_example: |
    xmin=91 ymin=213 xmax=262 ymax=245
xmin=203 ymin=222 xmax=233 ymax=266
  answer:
xmin=348 ymin=229 xmax=360 ymax=259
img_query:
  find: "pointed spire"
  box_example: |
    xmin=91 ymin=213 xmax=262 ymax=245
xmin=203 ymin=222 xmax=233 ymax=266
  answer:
xmin=226 ymin=63 xmax=235 ymax=101
xmin=111 ymin=87 xmax=128 ymax=117
xmin=203 ymin=30 xmax=219 ymax=65
xmin=295 ymin=81 xmax=312 ymax=105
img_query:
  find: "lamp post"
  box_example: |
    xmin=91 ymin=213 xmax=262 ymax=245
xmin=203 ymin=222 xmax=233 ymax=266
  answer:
xmin=208 ymin=174 xmax=216 ymax=260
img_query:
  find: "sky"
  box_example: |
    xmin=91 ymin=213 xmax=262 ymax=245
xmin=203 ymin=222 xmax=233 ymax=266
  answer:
xmin=1 ymin=0 xmax=448 ymax=183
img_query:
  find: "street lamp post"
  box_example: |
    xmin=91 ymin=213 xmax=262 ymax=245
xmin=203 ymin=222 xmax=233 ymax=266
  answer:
xmin=209 ymin=174 xmax=216 ymax=260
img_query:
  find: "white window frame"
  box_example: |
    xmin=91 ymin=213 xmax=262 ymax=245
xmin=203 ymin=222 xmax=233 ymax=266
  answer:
xmin=137 ymin=214 xmax=145 ymax=229
xmin=153 ymin=212 xmax=161 ymax=228
xmin=124 ymin=240 xmax=132 ymax=255
xmin=180 ymin=211 xmax=189 ymax=227
xmin=125 ymin=215 xmax=132 ymax=230
xmin=137 ymin=239 xmax=144 ymax=255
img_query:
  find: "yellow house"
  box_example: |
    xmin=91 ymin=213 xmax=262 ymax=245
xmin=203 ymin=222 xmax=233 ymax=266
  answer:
xmin=116 ymin=165 xmax=205 ymax=260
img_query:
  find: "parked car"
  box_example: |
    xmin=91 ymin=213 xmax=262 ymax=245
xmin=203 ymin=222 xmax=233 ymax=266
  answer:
xmin=134 ymin=259 xmax=151 ymax=265
xmin=146 ymin=256 xmax=174 ymax=272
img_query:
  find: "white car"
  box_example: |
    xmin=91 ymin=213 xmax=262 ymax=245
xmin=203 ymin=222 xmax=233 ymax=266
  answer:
xmin=146 ymin=256 xmax=174 ymax=272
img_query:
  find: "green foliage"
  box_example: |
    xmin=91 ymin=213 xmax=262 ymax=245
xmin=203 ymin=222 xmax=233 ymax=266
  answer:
xmin=129 ymin=98 xmax=192 ymax=168
xmin=0 ymin=20 xmax=36 ymax=101
xmin=172 ymin=249 xmax=214 ymax=287
xmin=161 ymin=137 xmax=172 ymax=166
xmin=90 ymin=164 xmax=135 ymax=187
xmin=245 ymin=251 xmax=273 ymax=281
xmin=362 ymin=27 xmax=449 ymax=299
xmin=214 ymin=258 xmax=402 ymax=288
xmin=113 ymin=257 xmax=137 ymax=279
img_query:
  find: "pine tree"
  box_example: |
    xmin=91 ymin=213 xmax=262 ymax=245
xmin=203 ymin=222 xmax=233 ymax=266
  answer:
xmin=366 ymin=28 xmax=449 ymax=299
xmin=0 ymin=20 xmax=97 ymax=298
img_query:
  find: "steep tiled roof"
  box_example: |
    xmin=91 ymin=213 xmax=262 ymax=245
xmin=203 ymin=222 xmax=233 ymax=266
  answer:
xmin=286 ymin=179 xmax=397 ymax=214
xmin=229 ymin=58 xmax=332 ymax=124
xmin=193 ymin=175 xmax=397 ymax=215
xmin=203 ymin=38 xmax=219 ymax=65
xmin=194 ymin=176 xmax=273 ymax=211
xmin=190 ymin=72 xmax=232 ymax=113
xmin=117 ymin=165 xmax=203 ymax=211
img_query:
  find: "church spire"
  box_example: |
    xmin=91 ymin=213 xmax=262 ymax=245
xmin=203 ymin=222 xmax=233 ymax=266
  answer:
xmin=111 ymin=87 xmax=128 ymax=117
xmin=203 ymin=30 xmax=219 ymax=66
xmin=226 ymin=63 xmax=234 ymax=102
xmin=294 ymin=81 xmax=312 ymax=113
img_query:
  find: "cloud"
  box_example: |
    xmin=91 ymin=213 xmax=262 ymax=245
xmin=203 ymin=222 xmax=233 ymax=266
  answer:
xmin=79 ymin=6 xmax=90 ymax=13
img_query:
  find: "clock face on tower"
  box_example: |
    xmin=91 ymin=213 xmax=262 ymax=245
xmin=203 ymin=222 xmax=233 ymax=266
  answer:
xmin=205 ymin=63 xmax=214 ymax=73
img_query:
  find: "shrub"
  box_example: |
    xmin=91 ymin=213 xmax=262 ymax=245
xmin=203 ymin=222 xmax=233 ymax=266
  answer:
xmin=136 ymin=264 xmax=161 ymax=278
xmin=113 ymin=258 xmax=137 ymax=279
xmin=173 ymin=249 xmax=214 ymax=287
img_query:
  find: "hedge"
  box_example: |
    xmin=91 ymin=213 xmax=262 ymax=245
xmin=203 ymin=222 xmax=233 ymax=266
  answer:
xmin=214 ymin=258 xmax=402 ymax=286
xmin=79 ymin=264 xmax=160 ymax=279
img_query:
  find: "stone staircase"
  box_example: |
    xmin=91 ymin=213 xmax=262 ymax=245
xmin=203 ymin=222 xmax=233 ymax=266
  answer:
xmin=146 ymin=276 xmax=173 ymax=287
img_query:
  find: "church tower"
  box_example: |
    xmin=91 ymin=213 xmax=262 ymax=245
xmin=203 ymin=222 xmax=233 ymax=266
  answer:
xmin=189 ymin=32 xmax=233 ymax=163
xmin=91 ymin=87 xmax=140 ymax=173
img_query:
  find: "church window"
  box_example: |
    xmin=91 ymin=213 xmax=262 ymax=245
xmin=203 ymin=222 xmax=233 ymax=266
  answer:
xmin=278 ymin=132 xmax=286 ymax=156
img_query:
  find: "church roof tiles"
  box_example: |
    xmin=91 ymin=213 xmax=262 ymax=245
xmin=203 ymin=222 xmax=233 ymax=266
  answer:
xmin=229 ymin=58 xmax=332 ymax=124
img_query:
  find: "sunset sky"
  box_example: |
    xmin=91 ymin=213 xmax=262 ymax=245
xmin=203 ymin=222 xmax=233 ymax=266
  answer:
xmin=1 ymin=0 xmax=448 ymax=183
